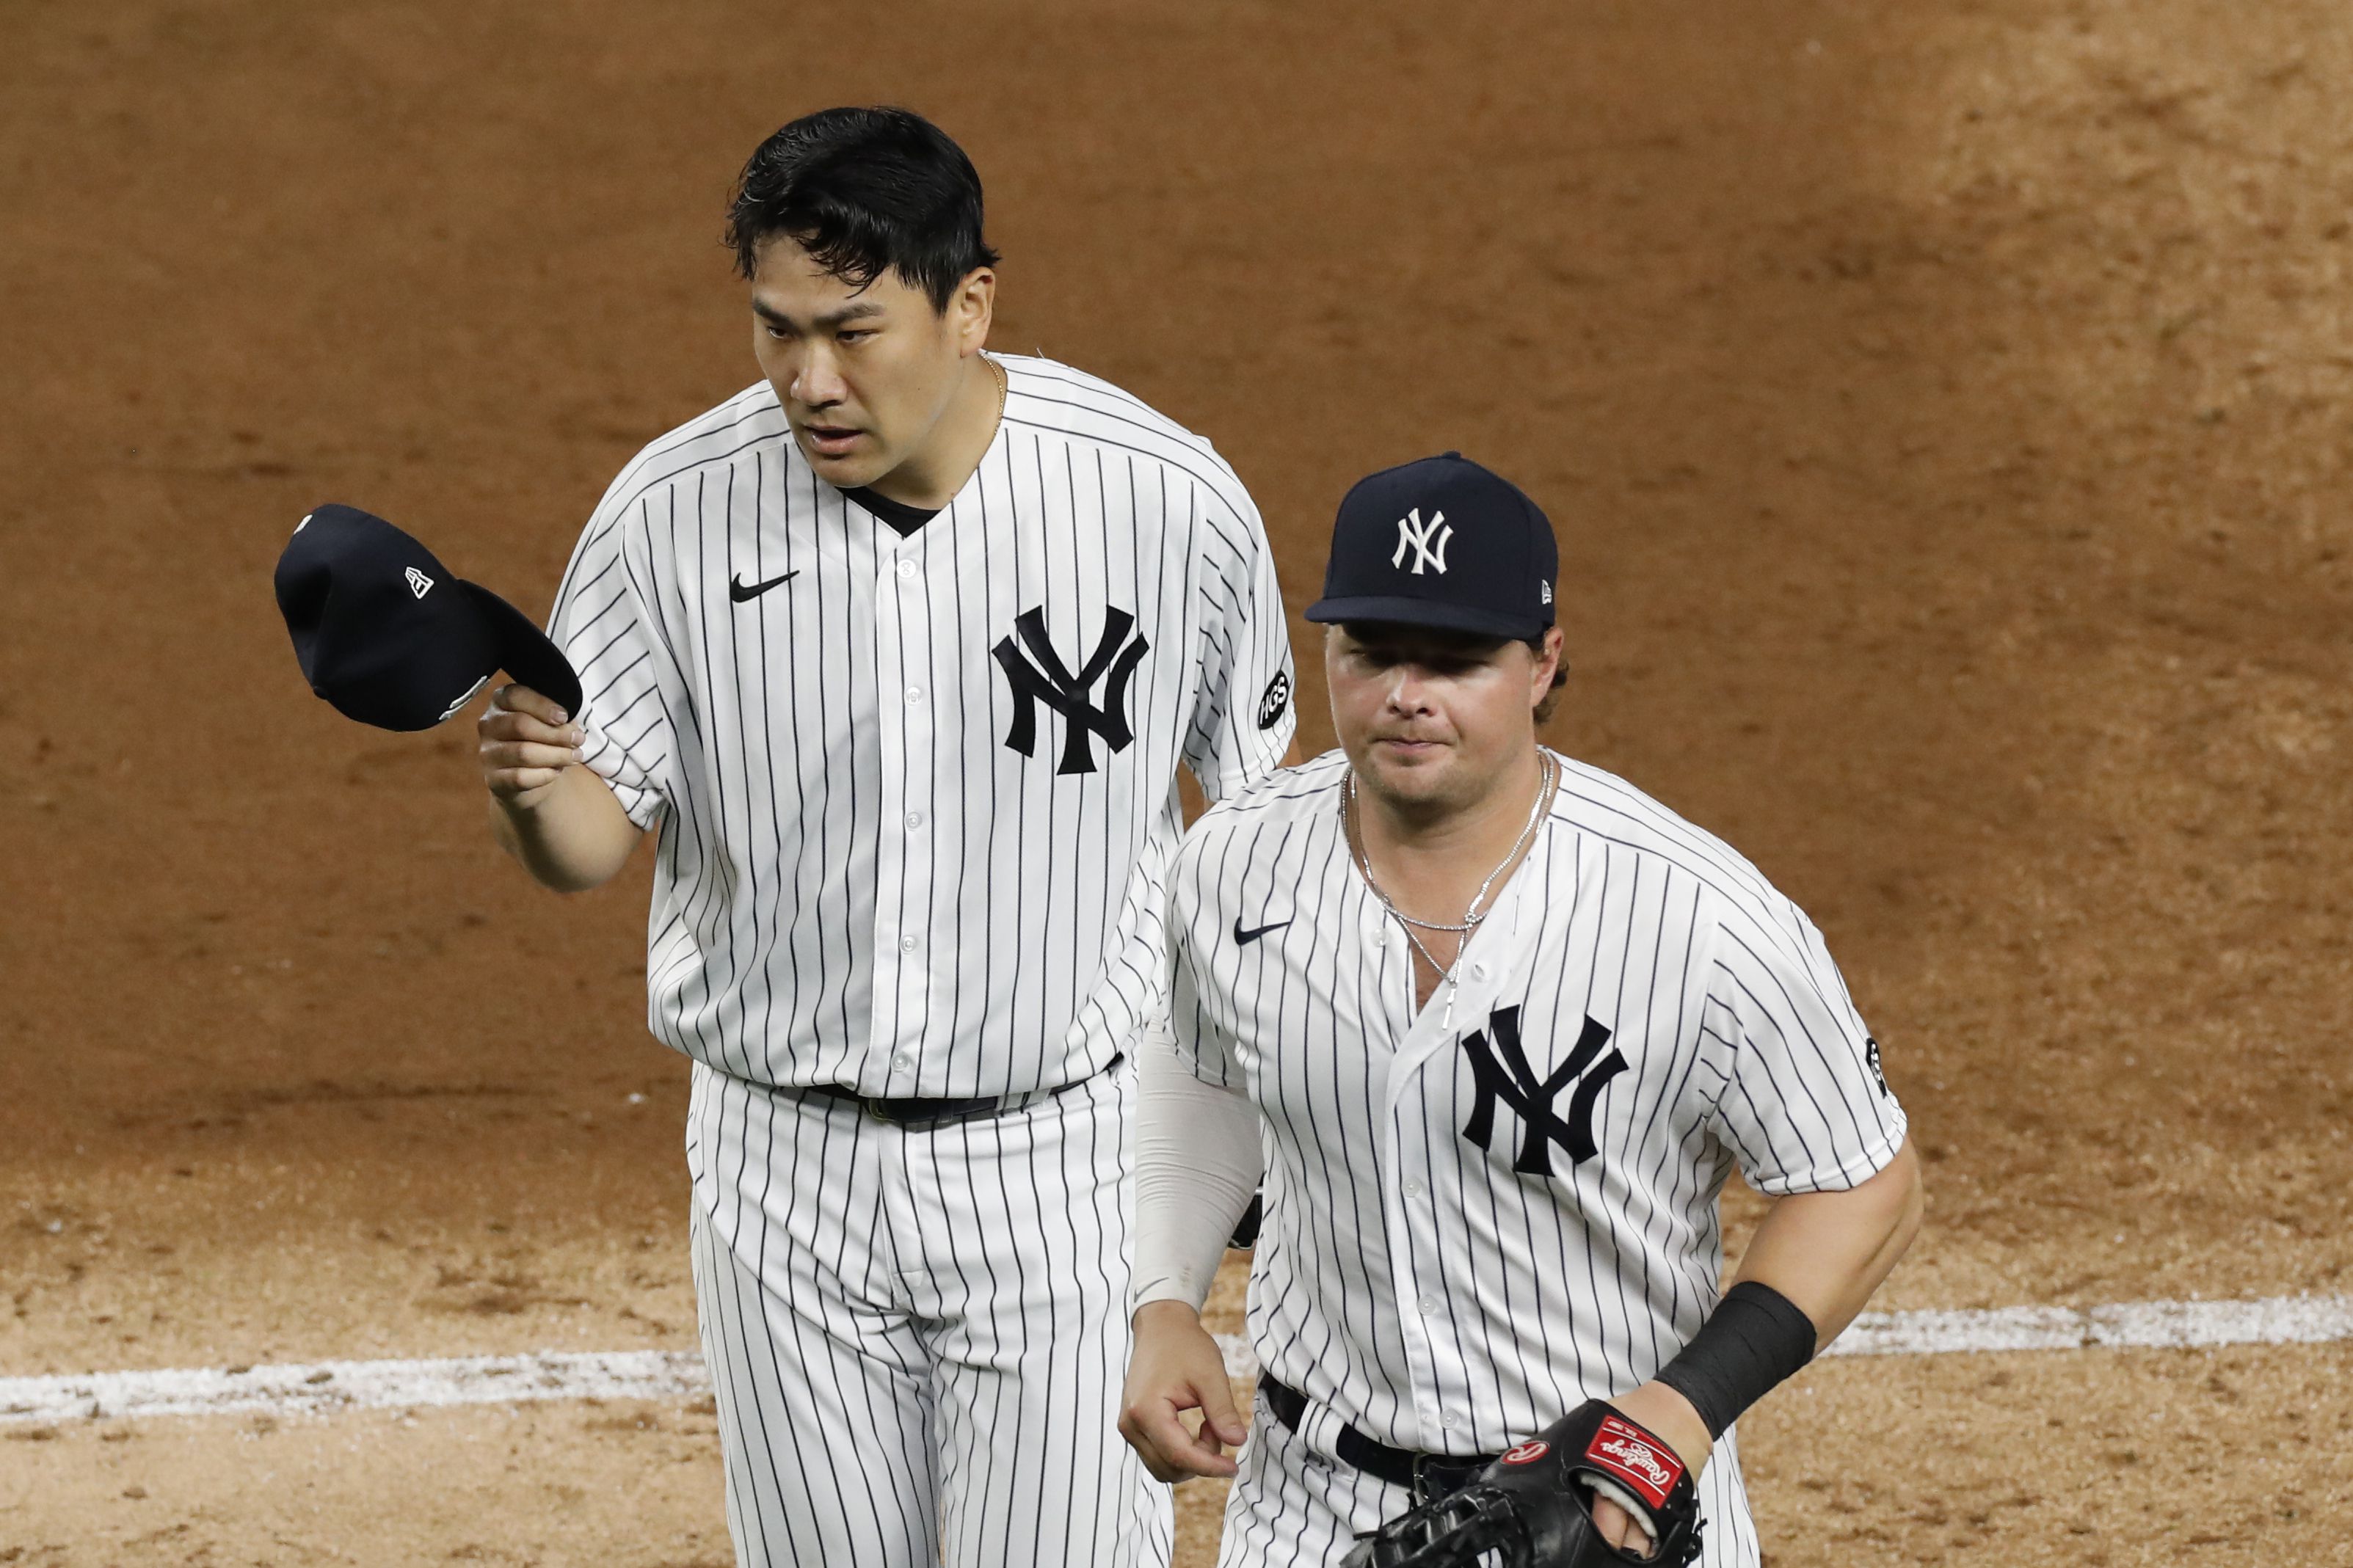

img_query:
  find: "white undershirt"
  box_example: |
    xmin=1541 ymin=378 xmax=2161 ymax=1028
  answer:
xmin=1131 ymin=1027 xmax=1262 ymax=1311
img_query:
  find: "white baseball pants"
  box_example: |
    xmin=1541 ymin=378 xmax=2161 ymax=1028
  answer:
xmin=687 ymin=1058 xmax=1172 ymax=1568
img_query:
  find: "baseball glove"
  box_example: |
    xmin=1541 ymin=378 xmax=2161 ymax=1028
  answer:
xmin=1338 ymin=1402 xmax=1704 ymax=1568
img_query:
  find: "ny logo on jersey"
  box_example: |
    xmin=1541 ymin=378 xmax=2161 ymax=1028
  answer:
xmin=1391 ymin=508 xmax=1452 ymax=575
xmin=992 ymin=605 xmax=1149 ymax=776
xmin=1459 ymin=1007 xmax=1629 ymax=1178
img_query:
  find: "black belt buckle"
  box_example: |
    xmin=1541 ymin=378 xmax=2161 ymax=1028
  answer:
xmin=863 ymin=1092 xmax=1001 ymax=1126
xmin=1410 ymin=1451 xmax=1492 ymax=1507
xmin=796 ymin=1082 xmax=1005 ymax=1127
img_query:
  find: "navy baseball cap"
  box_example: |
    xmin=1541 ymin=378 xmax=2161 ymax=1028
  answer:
xmin=1303 ymin=452 xmax=1557 ymax=641
xmin=273 ymin=503 xmax=582 ymax=732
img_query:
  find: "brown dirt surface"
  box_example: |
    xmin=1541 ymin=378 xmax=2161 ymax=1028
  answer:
xmin=4 ymin=0 xmax=2349 ymax=1563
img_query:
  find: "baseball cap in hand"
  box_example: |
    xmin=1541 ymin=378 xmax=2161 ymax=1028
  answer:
xmin=273 ymin=504 xmax=583 ymax=732
xmin=1304 ymin=451 xmax=1557 ymax=641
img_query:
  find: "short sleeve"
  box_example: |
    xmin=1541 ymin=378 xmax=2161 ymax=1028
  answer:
xmin=545 ymin=503 xmax=681 ymax=832
xmin=1165 ymin=846 xmax=1244 ymax=1089
xmin=1182 ymin=486 xmax=1297 ymax=802
xmin=1701 ymin=897 xmax=1908 ymax=1196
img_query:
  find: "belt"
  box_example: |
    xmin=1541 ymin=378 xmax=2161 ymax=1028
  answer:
xmin=1259 ymin=1373 xmax=1497 ymax=1504
xmin=799 ymin=1052 xmax=1123 ymax=1127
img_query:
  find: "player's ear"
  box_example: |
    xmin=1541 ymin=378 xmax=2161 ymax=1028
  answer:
xmin=951 ymin=266 xmax=995 ymax=352
xmin=1533 ymin=627 xmax=1565 ymax=692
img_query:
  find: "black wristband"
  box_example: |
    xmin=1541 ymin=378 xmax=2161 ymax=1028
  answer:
xmin=1651 ymin=1280 xmax=1818 ymax=1440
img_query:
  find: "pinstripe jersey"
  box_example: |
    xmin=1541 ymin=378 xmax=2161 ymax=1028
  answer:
xmin=1165 ymin=748 xmax=1906 ymax=1543
xmin=546 ymin=353 xmax=1297 ymax=1097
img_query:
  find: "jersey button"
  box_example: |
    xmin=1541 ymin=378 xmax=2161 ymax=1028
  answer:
xmin=901 ymin=937 xmax=919 ymax=953
xmin=1469 ymin=961 xmax=1490 ymax=981
xmin=895 ymin=559 xmax=917 ymax=580
xmin=906 ymin=811 xmax=925 ymax=829
xmin=905 ymin=685 xmax=924 ymax=704
xmin=1419 ymin=1296 xmax=1439 ymax=1315
xmin=1403 ymin=1178 xmax=1423 ymax=1197
xmin=1442 ymin=1413 xmax=1459 ymax=1430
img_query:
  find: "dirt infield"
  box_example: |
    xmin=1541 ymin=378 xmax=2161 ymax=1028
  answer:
xmin=4 ymin=0 xmax=2350 ymax=1562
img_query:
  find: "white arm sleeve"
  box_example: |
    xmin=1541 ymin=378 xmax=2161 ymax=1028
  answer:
xmin=1131 ymin=1028 xmax=1263 ymax=1313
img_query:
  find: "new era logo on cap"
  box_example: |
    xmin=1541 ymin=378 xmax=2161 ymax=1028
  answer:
xmin=405 ymin=566 xmax=434 ymax=599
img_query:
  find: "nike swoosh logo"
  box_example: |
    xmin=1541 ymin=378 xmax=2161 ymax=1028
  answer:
xmin=729 ymin=569 xmax=798 ymax=603
xmin=1234 ymin=917 xmax=1292 ymax=947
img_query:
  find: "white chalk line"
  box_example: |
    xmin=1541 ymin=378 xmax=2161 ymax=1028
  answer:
xmin=2 ymin=1294 xmax=2347 ymax=1428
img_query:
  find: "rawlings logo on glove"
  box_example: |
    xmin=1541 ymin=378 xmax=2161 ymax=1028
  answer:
xmin=1585 ymin=1415 xmax=1682 ymax=1508
xmin=1339 ymin=1401 xmax=1704 ymax=1568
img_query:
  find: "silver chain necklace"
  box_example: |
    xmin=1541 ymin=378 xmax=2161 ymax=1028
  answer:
xmin=1346 ymin=751 xmax=1556 ymax=1030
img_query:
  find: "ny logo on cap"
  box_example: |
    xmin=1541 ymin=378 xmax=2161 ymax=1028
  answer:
xmin=1391 ymin=508 xmax=1452 ymax=576
xmin=404 ymin=567 xmax=435 ymax=599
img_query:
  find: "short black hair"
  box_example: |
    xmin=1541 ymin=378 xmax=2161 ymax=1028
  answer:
xmin=724 ymin=106 xmax=1000 ymax=311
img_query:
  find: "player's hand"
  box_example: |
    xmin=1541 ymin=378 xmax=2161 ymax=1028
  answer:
xmin=1119 ymin=1300 xmax=1247 ymax=1482
xmin=1593 ymin=1382 xmax=1712 ymax=1555
xmin=1588 ymin=1489 xmax=1651 ymax=1556
xmin=477 ymin=682 xmax=586 ymax=806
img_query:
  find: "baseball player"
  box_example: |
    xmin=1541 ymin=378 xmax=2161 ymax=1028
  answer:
xmin=1120 ymin=453 xmax=1922 ymax=1566
xmin=476 ymin=107 xmax=1296 ymax=1567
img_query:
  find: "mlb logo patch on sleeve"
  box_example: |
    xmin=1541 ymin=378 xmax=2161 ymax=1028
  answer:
xmin=1582 ymin=1414 xmax=1684 ymax=1509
